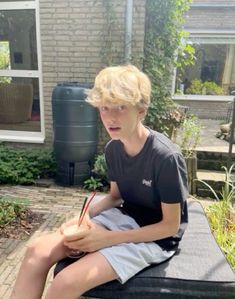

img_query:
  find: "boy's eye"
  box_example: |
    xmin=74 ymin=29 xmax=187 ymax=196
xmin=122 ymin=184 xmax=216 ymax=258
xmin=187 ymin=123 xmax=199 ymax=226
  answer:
xmin=99 ymin=105 xmax=128 ymax=113
xmin=100 ymin=106 xmax=109 ymax=112
xmin=118 ymin=105 xmax=126 ymax=111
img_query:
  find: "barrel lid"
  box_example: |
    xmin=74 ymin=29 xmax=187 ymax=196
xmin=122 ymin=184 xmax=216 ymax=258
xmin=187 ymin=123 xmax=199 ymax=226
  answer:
xmin=57 ymin=82 xmax=92 ymax=89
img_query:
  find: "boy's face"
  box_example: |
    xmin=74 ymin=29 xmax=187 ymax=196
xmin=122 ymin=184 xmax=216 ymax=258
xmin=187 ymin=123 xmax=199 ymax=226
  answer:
xmin=99 ymin=102 xmax=143 ymax=140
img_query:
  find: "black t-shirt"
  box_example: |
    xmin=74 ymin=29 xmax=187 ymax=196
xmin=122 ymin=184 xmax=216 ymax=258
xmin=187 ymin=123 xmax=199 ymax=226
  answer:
xmin=105 ymin=129 xmax=188 ymax=251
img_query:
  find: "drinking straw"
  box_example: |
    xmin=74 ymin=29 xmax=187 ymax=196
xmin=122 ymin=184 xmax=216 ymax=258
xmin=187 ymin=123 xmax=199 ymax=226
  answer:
xmin=78 ymin=191 xmax=96 ymax=226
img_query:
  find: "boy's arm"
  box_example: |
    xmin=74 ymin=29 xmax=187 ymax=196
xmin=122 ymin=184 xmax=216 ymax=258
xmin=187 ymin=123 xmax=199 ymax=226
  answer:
xmin=88 ymin=181 xmax=123 ymax=218
xmin=61 ymin=182 xmax=122 ymax=235
xmin=64 ymin=202 xmax=181 ymax=252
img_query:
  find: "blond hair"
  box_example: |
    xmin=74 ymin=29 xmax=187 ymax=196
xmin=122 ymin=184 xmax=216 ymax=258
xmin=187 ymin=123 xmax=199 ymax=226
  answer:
xmin=86 ymin=65 xmax=151 ymax=109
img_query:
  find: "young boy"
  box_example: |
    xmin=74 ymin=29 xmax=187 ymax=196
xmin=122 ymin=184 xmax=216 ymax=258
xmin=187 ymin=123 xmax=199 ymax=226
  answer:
xmin=10 ymin=65 xmax=188 ymax=299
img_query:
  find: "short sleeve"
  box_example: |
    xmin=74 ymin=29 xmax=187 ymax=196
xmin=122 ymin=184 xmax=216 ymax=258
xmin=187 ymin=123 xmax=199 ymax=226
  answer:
xmin=157 ymin=153 xmax=188 ymax=204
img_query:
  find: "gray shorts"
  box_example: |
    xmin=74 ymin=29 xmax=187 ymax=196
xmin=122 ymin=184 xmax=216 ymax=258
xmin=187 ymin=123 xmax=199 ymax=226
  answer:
xmin=92 ymin=208 xmax=175 ymax=284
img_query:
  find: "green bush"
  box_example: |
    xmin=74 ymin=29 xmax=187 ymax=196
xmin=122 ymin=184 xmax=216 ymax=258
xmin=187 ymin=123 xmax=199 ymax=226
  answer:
xmin=185 ymin=79 xmax=203 ymax=94
xmin=0 ymin=145 xmax=56 ymax=184
xmin=178 ymin=114 xmax=202 ymax=158
xmin=83 ymin=154 xmax=109 ymax=191
xmin=203 ymin=81 xmax=224 ymax=95
xmin=0 ymin=196 xmax=29 ymax=227
xmin=92 ymin=154 xmax=108 ymax=181
xmin=186 ymin=79 xmax=224 ymax=95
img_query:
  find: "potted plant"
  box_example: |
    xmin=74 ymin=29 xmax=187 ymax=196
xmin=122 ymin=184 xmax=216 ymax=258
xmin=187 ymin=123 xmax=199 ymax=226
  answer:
xmin=176 ymin=114 xmax=202 ymax=194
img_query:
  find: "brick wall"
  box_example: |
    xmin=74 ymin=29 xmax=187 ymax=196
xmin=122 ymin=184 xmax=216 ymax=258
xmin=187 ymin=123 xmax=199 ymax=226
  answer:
xmin=192 ymin=0 xmax=235 ymax=4
xmin=39 ymin=0 xmax=146 ymax=148
xmin=174 ymin=98 xmax=233 ymax=121
xmin=185 ymin=0 xmax=235 ymax=30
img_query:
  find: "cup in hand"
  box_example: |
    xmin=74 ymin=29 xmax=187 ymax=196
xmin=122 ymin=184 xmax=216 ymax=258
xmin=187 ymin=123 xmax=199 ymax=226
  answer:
xmin=63 ymin=213 xmax=86 ymax=259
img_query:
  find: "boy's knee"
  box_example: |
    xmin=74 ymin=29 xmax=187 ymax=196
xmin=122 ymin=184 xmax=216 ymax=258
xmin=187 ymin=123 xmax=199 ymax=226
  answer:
xmin=25 ymin=237 xmax=53 ymax=266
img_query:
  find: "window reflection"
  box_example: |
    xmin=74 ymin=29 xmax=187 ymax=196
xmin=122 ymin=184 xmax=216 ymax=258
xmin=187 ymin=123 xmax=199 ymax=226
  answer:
xmin=176 ymin=44 xmax=235 ymax=96
xmin=0 ymin=41 xmax=10 ymax=72
xmin=0 ymin=9 xmax=37 ymax=71
xmin=0 ymin=77 xmax=40 ymax=132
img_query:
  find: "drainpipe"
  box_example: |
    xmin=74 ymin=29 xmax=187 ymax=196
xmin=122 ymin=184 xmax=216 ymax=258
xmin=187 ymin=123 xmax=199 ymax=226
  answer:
xmin=124 ymin=0 xmax=133 ymax=63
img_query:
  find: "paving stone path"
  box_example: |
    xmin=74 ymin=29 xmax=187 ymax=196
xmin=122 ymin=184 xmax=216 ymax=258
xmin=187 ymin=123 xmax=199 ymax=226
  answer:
xmin=0 ymin=184 xmax=91 ymax=299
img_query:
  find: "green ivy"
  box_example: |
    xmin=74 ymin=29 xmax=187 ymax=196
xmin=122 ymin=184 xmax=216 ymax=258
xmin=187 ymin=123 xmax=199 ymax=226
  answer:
xmin=0 ymin=145 xmax=56 ymax=184
xmin=143 ymin=0 xmax=192 ymax=132
xmin=101 ymin=0 xmax=122 ymax=66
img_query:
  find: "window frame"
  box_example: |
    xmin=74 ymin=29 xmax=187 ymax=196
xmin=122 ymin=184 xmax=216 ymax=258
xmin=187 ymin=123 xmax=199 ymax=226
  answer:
xmin=172 ymin=31 xmax=235 ymax=103
xmin=0 ymin=0 xmax=45 ymax=143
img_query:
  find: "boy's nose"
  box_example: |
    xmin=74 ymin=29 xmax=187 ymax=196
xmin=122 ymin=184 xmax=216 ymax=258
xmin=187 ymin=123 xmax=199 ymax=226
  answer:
xmin=108 ymin=108 xmax=119 ymax=119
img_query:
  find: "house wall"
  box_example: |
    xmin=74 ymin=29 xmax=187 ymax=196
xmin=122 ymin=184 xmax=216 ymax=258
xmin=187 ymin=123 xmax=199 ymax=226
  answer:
xmin=172 ymin=0 xmax=235 ymax=120
xmin=39 ymin=0 xmax=146 ymax=149
xmin=174 ymin=98 xmax=233 ymax=120
xmin=3 ymin=0 xmax=233 ymax=148
xmin=185 ymin=0 xmax=235 ymax=30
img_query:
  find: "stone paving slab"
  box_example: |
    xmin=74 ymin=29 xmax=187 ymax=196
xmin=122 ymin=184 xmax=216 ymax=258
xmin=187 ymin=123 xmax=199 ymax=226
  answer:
xmin=197 ymin=169 xmax=235 ymax=182
xmin=0 ymin=183 xmax=92 ymax=299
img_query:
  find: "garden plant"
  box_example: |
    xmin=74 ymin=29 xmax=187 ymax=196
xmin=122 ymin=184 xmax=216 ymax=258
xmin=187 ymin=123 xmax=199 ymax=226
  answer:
xmin=0 ymin=145 xmax=56 ymax=185
xmin=197 ymin=165 xmax=235 ymax=269
xmin=83 ymin=153 xmax=109 ymax=191
xmin=0 ymin=196 xmax=29 ymax=228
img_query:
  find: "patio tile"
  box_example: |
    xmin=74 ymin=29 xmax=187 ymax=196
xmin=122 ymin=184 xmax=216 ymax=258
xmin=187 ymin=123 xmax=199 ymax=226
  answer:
xmin=0 ymin=184 xmax=90 ymax=298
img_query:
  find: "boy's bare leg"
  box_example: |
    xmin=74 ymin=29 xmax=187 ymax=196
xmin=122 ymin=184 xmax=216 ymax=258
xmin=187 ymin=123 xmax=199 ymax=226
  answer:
xmin=45 ymin=251 xmax=118 ymax=299
xmin=10 ymin=231 xmax=68 ymax=299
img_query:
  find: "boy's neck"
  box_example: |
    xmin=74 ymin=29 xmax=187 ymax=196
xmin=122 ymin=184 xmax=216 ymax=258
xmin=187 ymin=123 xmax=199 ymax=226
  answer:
xmin=122 ymin=124 xmax=150 ymax=157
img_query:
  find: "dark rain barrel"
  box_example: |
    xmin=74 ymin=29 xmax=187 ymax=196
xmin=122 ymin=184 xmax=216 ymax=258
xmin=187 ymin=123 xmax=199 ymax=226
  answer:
xmin=52 ymin=82 xmax=97 ymax=186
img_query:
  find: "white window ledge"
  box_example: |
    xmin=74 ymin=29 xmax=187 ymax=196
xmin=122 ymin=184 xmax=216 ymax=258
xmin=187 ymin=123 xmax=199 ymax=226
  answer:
xmin=172 ymin=95 xmax=234 ymax=102
xmin=0 ymin=131 xmax=45 ymax=143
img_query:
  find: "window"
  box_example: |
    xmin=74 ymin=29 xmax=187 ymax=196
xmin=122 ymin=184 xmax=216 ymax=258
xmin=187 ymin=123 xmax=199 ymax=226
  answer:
xmin=174 ymin=36 xmax=235 ymax=97
xmin=0 ymin=1 xmax=44 ymax=143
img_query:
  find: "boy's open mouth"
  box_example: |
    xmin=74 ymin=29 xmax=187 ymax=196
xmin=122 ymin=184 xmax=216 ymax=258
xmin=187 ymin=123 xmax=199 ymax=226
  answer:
xmin=109 ymin=127 xmax=121 ymax=132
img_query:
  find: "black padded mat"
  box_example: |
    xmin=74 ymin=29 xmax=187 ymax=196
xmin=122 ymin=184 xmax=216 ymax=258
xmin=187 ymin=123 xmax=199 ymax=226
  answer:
xmin=54 ymin=201 xmax=235 ymax=299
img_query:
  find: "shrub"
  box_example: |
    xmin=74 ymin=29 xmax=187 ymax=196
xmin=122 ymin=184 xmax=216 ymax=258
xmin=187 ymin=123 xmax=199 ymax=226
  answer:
xmin=177 ymin=114 xmax=202 ymax=158
xmin=0 ymin=145 xmax=56 ymax=184
xmin=0 ymin=196 xmax=29 ymax=227
xmin=83 ymin=154 xmax=109 ymax=191
xmin=203 ymin=81 xmax=224 ymax=95
xmin=197 ymin=165 xmax=235 ymax=269
xmin=92 ymin=154 xmax=108 ymax=182
xmin=186 ymin=79 xmax=225 ymax=95
xmin=185 ymin=79 xmax=203 ymax=95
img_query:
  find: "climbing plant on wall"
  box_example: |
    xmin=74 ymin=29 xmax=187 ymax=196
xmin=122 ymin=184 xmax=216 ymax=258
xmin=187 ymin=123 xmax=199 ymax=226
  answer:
xmin=101 ymin=0 xmax=123 ymax=66
xmin=143 ymin=0 xmax=193 ymax=133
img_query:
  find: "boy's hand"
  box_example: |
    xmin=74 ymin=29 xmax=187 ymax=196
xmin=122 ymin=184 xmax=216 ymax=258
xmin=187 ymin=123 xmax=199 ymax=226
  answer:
xmin=63 ymin=214 xmax=111 ymax=252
